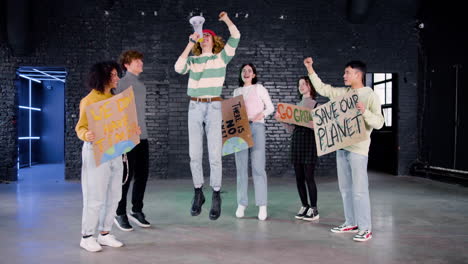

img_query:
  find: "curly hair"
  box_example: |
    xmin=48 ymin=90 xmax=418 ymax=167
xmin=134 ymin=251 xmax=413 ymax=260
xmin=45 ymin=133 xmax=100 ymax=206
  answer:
xmin=87 ymin=61 xmax=121 ymax=93
xmin=119 ymin=50 xmax=143 ymax=71
xmin=298 ymin=76 xmax=317 ymax=100
xmin=191 ymin=35 xmax=225 ymax=56
xmin=238 ymin=63 xmax=258 ymax=87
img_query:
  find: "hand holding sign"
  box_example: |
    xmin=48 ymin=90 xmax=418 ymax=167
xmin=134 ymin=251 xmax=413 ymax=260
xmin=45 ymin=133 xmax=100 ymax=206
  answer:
xmin=85 ymin=131 xmax=95 ymax=142
xmin=356 ymin=101 xmax=366 ymax=114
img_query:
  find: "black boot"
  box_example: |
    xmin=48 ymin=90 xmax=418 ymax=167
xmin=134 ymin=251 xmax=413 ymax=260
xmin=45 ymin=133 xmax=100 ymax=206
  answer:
xmin=209 ymin=190 xmax=222 ymax=220
xmin=191 ymin=187 xmax=205 ymax=216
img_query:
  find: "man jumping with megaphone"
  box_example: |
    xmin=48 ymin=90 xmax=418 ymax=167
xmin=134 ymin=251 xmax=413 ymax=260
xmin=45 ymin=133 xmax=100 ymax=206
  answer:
xmin=174 ymin=11 xmax=240 ymax=220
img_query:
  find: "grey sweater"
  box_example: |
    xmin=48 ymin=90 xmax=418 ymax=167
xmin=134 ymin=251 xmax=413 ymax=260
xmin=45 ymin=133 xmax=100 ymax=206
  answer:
xmin=116 ymin=71 xmax=148 ymax=139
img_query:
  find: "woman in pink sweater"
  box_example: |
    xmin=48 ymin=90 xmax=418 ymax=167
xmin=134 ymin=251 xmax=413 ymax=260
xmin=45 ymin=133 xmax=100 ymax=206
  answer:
xmin=232 ymin=63 xmax=274 ymax=220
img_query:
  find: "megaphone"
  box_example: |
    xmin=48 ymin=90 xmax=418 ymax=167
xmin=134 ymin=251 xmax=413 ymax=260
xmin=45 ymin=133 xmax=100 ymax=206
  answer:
xmin=189 ymin=16 xmax=205 ymax=42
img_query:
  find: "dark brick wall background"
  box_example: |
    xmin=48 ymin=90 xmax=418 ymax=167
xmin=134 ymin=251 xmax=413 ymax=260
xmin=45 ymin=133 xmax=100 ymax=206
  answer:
xmin=0 ymin=0 xmax=419 ymax=181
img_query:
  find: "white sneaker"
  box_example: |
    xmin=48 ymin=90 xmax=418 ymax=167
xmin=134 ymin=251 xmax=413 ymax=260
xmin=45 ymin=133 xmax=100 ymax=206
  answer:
xmin=235 ymin=205 xmax=246 ymax=218
xmin=330 ymin=223 xmax=359 ymax=233
xmin=80 ymin=237 xmax=102 ymax=252
xmin=258 ymin=206 xmax=267 ymax=221
xmin=353 ymin=230 xmax=373 ymax=242
xmin=302 ymin=207 xmax=319 ymax=221
xmin=97 ymin=234 xmax=124 ymax=247
xmin=295 ymin=206 xmax=309 ymax=219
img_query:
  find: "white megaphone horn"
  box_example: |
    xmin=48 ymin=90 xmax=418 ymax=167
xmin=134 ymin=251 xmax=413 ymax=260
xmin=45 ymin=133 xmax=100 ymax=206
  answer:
xmin=189 ymin=16 xmax=205 ymax=42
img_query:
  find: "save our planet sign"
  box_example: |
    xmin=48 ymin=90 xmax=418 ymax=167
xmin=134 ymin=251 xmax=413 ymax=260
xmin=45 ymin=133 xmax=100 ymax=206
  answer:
xmin=86 ymin=87 xmax=140 ymax=166
xmin=312 ymin=90 xmax=366 ymax=156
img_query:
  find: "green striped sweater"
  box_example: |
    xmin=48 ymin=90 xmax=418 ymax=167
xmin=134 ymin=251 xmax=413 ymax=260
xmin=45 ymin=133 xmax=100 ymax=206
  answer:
xmin=174 ymin=25 xmax=240 ymax=97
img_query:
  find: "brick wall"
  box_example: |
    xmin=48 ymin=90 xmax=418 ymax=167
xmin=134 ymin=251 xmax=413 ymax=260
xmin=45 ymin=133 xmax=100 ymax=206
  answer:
xmin=0 ymin=0 xmax=419 ymax=181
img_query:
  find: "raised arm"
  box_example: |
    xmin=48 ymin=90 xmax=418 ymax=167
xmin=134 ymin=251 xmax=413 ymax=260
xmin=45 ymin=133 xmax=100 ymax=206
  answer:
xmin=219 ymin=11 xmax=234 ymax=27
xmin=174 ymin=32 xmax=199 ymax=75
xmin=219 ymin=12 xmax=240 ymax=64
xmin=304 ymin=57 xmax=347 ymax=99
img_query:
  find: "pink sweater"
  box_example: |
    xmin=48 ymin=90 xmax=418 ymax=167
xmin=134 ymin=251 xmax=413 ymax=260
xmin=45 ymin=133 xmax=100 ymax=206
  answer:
xmin=232 ymin=84 xmax=274 ymax=123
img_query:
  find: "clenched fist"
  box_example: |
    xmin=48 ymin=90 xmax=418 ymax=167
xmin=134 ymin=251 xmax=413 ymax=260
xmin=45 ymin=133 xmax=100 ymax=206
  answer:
xmin=218 ymin=11 xmax=228 ymax=21
xmin=303 ymin=57 xmax=313 ymax=67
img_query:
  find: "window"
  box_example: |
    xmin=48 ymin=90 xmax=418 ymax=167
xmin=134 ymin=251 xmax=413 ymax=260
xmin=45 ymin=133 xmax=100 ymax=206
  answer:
xmin=366 ymin=73 xmax=394 ymax=127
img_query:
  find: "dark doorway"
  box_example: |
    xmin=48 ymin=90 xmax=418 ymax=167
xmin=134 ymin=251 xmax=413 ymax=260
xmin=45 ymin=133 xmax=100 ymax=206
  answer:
xmin=414 ymin=0 xmax=468 ymax=183
xmin=16 ymin=67 xmax=67 ymax=180
xmin=367 ymin=73 xmax=399 ymax=175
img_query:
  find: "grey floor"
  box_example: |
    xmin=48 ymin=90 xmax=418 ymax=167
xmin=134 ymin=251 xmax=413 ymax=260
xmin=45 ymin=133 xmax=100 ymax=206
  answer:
xmin=1 ymin=164 xmax=468 ymax=264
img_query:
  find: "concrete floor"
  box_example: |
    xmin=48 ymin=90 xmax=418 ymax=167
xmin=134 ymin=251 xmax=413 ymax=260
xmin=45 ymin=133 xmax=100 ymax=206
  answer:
xmin=1 ymin=164 xmax=468 ymax=264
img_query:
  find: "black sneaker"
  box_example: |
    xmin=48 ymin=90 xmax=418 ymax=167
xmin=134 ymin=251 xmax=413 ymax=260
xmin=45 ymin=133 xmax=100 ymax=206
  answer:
xmin=128 ymin=211 xmax=151 ymax=227
xmin=209 ymin=190 xmax=222 ymax=220
xmin=191 ymin=187 xmax=205 ymax=216
xmin=295 ymin=206 xmax=309 ymax=219
xmin=114 ymin=214 xmax=133 ymax=231
xmin=303 ymin=207 xmax=320 ymax=221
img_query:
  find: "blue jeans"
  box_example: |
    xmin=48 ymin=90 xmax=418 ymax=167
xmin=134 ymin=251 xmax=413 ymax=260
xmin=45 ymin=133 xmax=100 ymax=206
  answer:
xmin=81 ymin=142 xmax=123 ymax=236
xmin=336 ymin=149 xmax=372 ymax=231
xmin=188 ymin=100 xmax=222 ymax=191
xmin=235 ymin=122 xmax=268 ymax=206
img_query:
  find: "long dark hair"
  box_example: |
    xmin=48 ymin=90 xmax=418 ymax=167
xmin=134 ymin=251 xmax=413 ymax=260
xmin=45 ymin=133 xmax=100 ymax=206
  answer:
xmin=298 ymin=76 xmax=317 ymax=99
xmin=87 ymin=61 xmax=121 ymax=93
xmin=238 ymin=63 xmax=258 ymax=87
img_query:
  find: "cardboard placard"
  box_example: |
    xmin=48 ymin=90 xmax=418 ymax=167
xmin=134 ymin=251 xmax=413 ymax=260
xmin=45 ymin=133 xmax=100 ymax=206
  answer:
xmin=221 ymin=96 xmax=254 ymax=156
xmin=312 ymin=90 xmax=366 ymax=156
xmin=275 ymin=103 xmax=314 ymax=129
xmin=86 ymin=87 xmax=140 ymax=166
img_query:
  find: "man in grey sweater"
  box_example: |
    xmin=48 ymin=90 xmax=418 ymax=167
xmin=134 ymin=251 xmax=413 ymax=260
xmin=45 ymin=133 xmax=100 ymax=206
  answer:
xmin=114 ymin=50 xmax=151 ymax=231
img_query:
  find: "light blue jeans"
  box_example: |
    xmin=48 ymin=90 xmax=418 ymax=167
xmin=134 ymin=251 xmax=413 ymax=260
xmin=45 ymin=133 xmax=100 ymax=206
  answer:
xmin=188 ymin=100 xmax=222 ymax=191
xmin=235 ymin=122 xmax=268 ymax=206
xmin=81 ymin=142 xmax=123 ymax=236
xmin=336 ymin=149 xmax=372 ymax=231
